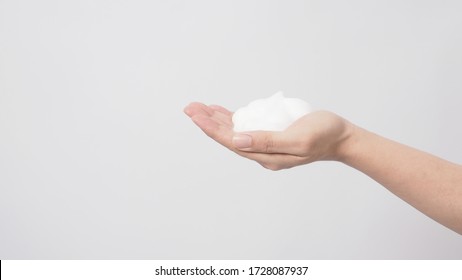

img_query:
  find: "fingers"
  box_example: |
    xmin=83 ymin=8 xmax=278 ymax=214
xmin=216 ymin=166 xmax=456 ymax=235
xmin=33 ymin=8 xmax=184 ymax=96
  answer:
xmin=209 ymin=104 xmax=233 ymax=116
xmin=185 ymin=103 xmax=303 ymax=154
xmin=191 ymin=114 xmax=219 ymax=137
xmin=232 ymin=130 xmax=303 ymax=155
xmin=185 ymin=103 xmax=234 ymax=146
xmin=184 ymin=103 xmax=233 ymax=126
xmin=211 ymin=108 xmax=233 ymax=126
xmin=184 ymin=102 xmax=214 ymax=118
xmin=185 ymin=102 xmax=310 ymax=170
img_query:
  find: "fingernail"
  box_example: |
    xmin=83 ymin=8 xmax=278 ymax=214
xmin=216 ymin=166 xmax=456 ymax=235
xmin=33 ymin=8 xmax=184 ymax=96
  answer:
xmin=233 ymin=134 xmax=252 ymax=149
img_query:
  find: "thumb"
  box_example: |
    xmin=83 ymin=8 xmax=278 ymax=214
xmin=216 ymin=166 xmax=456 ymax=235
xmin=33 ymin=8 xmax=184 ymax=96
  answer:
xmin=232 ymin=131 xmax=286 ymax=153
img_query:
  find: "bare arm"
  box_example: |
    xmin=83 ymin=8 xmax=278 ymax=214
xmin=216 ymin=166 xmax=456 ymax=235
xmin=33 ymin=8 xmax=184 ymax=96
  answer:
xmin=340 ymin=124 xmax=462 ymax=235
xmin=184 ymin=103 xmax=462 ymax=234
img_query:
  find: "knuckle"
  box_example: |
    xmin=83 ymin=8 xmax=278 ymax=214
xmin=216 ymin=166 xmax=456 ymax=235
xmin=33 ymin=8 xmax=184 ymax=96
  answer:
xmin=263 ymin=135 xmax=274 ymax=153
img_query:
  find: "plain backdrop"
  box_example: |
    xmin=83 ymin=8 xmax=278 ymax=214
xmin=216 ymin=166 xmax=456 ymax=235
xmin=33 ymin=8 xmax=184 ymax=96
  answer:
xmin=1 ymin=0 xmax=461 ymax=259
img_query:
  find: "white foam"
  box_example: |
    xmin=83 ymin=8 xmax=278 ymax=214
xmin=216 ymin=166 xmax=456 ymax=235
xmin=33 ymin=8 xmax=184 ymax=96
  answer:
xmin=232 ymin=91 xmax=312 ymax=132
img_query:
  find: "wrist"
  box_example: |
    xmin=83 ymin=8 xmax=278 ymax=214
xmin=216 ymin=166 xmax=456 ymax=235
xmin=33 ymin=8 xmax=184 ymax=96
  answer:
xmin=334 ymin=119 xmax=359 ymax=164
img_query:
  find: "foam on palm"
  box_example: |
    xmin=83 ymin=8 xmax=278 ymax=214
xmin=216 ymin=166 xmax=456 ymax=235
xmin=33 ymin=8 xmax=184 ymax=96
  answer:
xmin=232 ymin=91 xmax=312 ymax=132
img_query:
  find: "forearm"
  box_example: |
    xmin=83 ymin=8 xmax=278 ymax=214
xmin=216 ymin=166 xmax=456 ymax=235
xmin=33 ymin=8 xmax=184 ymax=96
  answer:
xmin=186 ymin=102 xmax=462 ymax=234
xmin=338 ymin=122 xmax=462 ymax=235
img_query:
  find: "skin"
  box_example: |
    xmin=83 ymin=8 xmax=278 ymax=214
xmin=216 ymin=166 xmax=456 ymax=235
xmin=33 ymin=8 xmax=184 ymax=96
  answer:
xmin=184 ymin=102 xmax=462 ymax=235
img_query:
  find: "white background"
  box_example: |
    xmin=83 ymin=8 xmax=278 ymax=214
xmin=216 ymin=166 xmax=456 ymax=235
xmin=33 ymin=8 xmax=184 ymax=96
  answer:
xmin=1 ymin=0 xmax=461 ymax=258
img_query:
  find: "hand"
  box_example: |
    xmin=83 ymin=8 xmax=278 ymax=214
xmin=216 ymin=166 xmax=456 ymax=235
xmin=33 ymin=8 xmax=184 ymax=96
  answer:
xmin=185 ymin=102 xmax=462 ymax=234
xmin=184 ymin=102 xmax=353 ymax=170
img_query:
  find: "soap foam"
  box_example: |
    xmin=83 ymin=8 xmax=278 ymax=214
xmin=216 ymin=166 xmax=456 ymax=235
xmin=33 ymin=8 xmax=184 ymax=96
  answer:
xmin=232 ymin=91 xmax=312 ymax=132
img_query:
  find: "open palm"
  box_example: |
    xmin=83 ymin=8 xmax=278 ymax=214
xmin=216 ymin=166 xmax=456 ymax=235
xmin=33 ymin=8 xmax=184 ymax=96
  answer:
xmin=184 ymin=102 xmax=350 ymax=170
